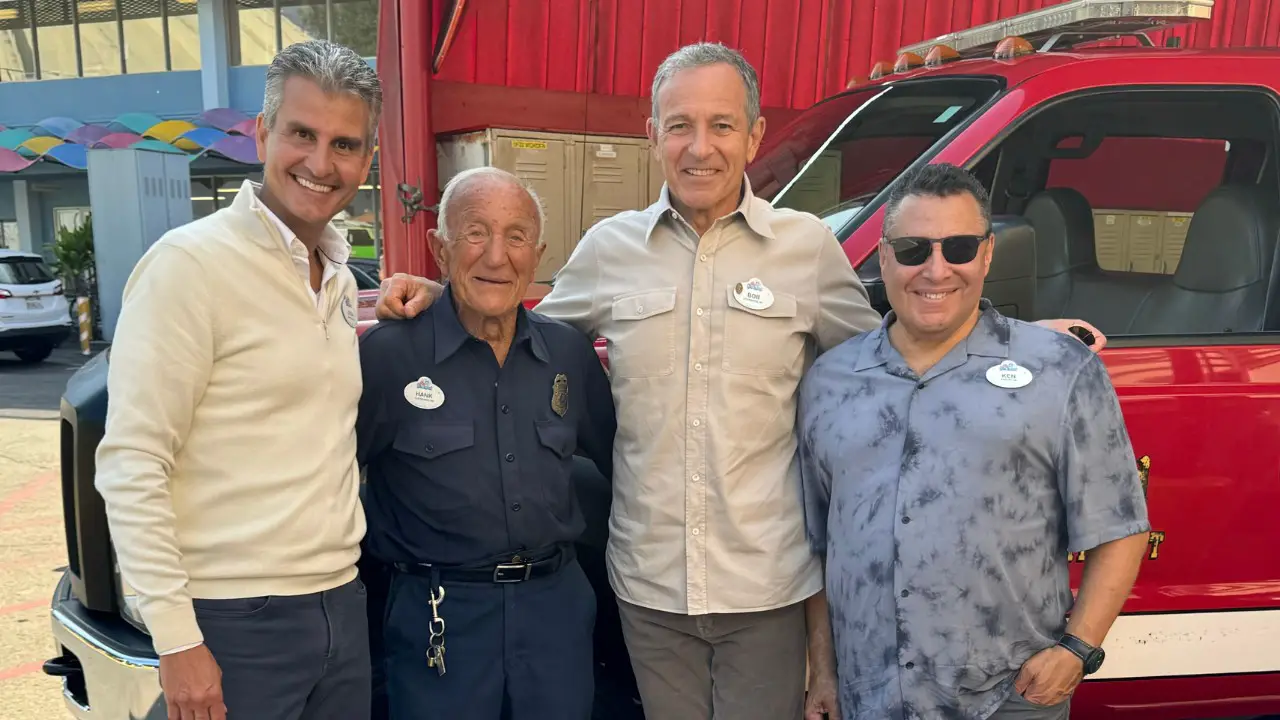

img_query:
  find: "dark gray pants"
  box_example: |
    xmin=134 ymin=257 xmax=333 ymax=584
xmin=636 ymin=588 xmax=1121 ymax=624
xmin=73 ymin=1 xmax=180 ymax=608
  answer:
xmin=192 ymin=577 xmax=371 ymax=720
xmin=989 ymin=690 xmax=1071 ymax=719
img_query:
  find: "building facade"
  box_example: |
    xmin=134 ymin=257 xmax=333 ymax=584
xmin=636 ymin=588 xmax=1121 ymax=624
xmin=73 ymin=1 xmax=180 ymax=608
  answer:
xmin=0 ymin=0 xmax=381 ymax=261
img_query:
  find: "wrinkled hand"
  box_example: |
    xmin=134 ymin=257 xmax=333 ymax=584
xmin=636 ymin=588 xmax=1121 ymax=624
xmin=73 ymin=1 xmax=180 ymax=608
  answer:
xmin=805 ymin=666 xmax=839 ymax=720
xmin=1014 ymin=645 xmax=1082 ymax=707
xmin=160 ymin=643 xmax=226 ymax=720
xmin=375 ymin=273 xmax=438 ymax=321
xmin=1035 ymin=318 xmax=1107 ymax=352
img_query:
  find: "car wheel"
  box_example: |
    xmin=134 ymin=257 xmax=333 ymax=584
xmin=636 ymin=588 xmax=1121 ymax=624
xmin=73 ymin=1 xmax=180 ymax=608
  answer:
xmin=14 ymin=345 xmax=53 ymax=363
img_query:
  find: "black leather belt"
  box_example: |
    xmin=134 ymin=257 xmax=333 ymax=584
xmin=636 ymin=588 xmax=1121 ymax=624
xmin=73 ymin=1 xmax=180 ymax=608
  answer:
xmin=392 ymin=544 xmax=574 ymax=584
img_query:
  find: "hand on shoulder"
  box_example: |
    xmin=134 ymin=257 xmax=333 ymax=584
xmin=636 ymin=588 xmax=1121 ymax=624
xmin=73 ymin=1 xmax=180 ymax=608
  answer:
xmin=375 ymin=273 xmax=442 ymax=320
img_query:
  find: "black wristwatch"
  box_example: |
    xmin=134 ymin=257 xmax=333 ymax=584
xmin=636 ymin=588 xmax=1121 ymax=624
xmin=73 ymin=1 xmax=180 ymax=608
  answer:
xmin=1057 ymin=633 xmax=1105 ymax=675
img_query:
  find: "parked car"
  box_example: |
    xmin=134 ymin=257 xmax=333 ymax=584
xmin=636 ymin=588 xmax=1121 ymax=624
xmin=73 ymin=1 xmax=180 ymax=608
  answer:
xmin=0 ymin=249 xmax=72 ymax=363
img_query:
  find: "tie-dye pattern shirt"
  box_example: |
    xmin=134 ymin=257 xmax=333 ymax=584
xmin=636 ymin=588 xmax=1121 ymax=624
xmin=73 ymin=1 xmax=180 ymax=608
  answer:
xmin=797 ymin=300 xmax=1150 ymax=720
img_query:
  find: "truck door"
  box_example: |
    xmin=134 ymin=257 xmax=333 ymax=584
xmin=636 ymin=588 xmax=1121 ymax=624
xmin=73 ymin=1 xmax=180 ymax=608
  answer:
xmin=925 ymin=79 xmax=1280 ymax=718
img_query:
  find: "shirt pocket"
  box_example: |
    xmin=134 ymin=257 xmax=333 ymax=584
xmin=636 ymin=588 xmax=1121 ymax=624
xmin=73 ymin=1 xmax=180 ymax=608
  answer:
xmin=534 ymin=418 xmax=577 ymax=522
xmin=390 ymin=421 xmax=477 ymax=514
xmin=608 ymin=287 xmax=678 ymax=379
xmin=721 ymin=285 xmax=802 ymax=377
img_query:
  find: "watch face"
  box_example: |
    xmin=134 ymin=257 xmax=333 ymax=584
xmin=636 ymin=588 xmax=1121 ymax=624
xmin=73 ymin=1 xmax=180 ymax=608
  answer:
xmin=1084 ymin=647 xmax=1106 ymax=674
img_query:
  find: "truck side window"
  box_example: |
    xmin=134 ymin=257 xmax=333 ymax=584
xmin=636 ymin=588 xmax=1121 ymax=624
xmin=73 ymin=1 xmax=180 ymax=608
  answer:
xmin=1003 ymin=88 xmax=1280 ymax=338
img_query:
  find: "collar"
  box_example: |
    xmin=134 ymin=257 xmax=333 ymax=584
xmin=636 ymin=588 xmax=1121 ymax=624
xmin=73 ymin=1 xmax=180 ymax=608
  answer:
xmin=645 ymin=175 xmax=775 ymax=242
xmin=853 ymin=298 xmax=1009 ymax=376
xmin=237 ymin=179 xmax=350 ymax=264
xmin=432 ymin=284 xmax=551 ymax=365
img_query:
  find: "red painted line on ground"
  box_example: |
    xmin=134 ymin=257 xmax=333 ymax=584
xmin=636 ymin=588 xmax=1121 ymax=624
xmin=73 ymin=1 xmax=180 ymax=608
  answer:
xmin=0 ymin=598 xmax=44 ymax=616
xmin=0 ymin=660 xmax=45 ymax=682
xmin=0 ymin=470 xmax=56 ymax=520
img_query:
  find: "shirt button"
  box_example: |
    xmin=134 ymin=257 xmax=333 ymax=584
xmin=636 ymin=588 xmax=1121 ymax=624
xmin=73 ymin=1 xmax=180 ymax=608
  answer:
xmin=637 ymin=304 xmax=644 ymax=313
xmin=425 ymin=444 xmax=434 ymax=453
xmin=916 ymin=382 xmax=925 ymax=390
xmin=692 ymin=418 xmax=701 ymax=427
xmin=905 ymin=662 xmax=915 ymax=670
xmin=501 ymin=404 xmax=510 ymax=414
xmin=692 ymin=473 xmax=700 ymax=482
xmin=699 ymin=254 xmax=708 ymax=262
xmin=902 ymin=516 xmax=911 ymax=524
xmin=901 ymin=589 xmax=910 ymax=598
xmin=692 ymin=528 xmax=700 ymax=536
xmin=505 ymin=453 xmax=515 ymax=462
xmin=696 ymin=308 xmax=704 ymax=316
xmin=694 ymin=363 xmax=702 ymax=371
xmin=511 ymin=503 xmax=521 ymax=511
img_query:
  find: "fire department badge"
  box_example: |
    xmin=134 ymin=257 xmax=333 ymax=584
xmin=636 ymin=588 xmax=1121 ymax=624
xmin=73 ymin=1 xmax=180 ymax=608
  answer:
xmin=552 ymin=373 xmax=568 ymax=417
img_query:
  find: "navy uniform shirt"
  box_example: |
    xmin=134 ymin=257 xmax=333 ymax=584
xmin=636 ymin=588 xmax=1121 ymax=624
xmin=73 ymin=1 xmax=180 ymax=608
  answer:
xmin=356 ymin=285 xmax=616 ymax=566
xmin=797 ymin=300 xmax=1150 ymax=720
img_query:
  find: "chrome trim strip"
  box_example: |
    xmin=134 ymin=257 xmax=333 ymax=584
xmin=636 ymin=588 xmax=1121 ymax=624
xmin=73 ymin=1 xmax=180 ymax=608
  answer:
xmin=52 ymin=606 xmax=159 ymax=670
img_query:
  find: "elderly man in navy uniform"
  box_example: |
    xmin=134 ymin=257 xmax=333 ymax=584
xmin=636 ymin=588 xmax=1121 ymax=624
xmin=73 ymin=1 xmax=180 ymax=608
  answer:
xmin=356 ymin=166 xmax=617 ymax=720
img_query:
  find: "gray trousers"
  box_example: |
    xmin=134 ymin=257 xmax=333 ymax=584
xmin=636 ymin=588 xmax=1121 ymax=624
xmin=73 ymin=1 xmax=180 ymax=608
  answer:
xmin=616 ymin=598 xmax=807 ymax=720
xmin=989 ymin=690 xmax=1072 ymax=720
xmin=192 ymin=576 xmax=370 ymax=720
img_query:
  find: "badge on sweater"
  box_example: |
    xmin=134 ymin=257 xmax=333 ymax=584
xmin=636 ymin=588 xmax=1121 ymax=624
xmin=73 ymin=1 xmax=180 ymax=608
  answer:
xmin=340 ymin=294 xmax=358 ymax=328
xmin=405 ymin=376 xmax=445 ymax=410
xmin=986 ymin=360 xmax=1033 ymax=389
xmin=733 ymin=278 xmax=774 ymax=310
xmin=552 ymin=373 xmax=569 ymax=417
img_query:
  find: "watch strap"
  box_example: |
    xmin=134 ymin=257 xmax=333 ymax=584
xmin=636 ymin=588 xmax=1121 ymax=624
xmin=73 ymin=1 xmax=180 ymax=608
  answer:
xmin=1056 ymin=633 xmax=1094 ymax=663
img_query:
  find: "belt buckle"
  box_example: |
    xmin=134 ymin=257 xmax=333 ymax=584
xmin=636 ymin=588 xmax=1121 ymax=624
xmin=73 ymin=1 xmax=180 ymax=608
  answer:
xmin=493 ymin=562 xmax=532 ymax=583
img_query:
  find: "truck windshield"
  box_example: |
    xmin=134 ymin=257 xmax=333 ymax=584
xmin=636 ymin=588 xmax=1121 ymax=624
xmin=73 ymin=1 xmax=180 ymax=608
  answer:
xmin=748 ymin=78 xmax=1004 ymax=234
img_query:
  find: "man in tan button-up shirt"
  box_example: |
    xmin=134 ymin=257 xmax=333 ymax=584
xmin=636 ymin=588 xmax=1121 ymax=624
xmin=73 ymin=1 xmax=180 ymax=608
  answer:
xmin=378 ymin=42 xmax=1102 ymax=720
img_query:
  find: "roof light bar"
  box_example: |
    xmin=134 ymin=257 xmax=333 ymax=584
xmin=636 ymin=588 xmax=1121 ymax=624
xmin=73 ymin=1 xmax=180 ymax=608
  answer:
xmin=925 ymin=45 xmax=960 ymax=67
xmin=897 ymin=0 xmax=1214 ymax=58
xmin=994 ymin=36 xmax=1035 ymax=60
xmin=894 ymin=52 xmax=925 ymax=74
xmin=869 ymin=61 xmax=892 ymax=81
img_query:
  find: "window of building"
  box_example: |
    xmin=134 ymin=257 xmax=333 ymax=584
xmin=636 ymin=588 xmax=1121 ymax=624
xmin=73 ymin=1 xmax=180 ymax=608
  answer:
xmin=232 ymin=0 xmax=377 ymax=66
xmin=0 ymin=0 xmax=199 ymax=81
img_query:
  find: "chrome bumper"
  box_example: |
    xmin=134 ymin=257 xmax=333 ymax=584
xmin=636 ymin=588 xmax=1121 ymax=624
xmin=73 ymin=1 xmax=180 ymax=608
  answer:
xmin=47 ymin=571 xmax=165 ymax=719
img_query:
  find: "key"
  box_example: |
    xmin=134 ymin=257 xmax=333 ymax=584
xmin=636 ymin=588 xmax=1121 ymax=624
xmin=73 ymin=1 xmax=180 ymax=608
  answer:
xmin=428 ymin=643 xmax=446 ymax=676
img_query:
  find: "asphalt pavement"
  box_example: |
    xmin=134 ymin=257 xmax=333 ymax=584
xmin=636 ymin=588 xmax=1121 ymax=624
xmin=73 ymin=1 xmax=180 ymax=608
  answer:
xmin=0 ymin=340 xmax=99 ymax=719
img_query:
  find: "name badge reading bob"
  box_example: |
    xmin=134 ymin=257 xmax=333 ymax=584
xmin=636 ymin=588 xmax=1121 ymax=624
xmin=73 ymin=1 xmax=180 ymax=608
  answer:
xmin=734 ymin=277 xmax=774 ymax=311
xmin=986 ymin=360 xmax=1033 ymax=389
xmin=405 ymin=376 xmax=445 ymax=410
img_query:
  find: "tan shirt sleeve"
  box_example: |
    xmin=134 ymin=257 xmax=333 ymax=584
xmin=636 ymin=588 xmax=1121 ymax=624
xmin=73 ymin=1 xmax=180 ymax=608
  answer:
xmin=814 ymin=224 xmax=883 ymax=353
xmin=533 ymin=228 xmax=604 ymax=337
xmin=94 ymin=241 xmax=213 ymax=655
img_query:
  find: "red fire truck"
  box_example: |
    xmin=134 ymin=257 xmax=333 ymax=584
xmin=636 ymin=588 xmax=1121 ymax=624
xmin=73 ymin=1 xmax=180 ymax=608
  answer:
xmin=44 ymin=1 xmax=1280 ymax=718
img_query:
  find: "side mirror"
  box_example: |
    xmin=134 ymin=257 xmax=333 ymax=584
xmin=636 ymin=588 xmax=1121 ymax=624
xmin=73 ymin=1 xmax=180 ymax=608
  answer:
xmin=985 ymin=215 xmax=1038 ymax=320
xmin=856 ymin=254 xmax=892 ymax=317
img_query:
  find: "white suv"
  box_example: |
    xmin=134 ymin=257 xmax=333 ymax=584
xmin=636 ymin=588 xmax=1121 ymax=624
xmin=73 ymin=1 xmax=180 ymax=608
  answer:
xmin=0 ymin=249 xmax=72 ymax=363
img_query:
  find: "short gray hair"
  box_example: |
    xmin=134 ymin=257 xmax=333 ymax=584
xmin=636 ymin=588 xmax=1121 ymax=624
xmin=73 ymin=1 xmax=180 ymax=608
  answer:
xmin=437 ymin=167 xmax=547 ymax=247
xmin=651 ymin=42 xmax=761 ymax=126
xmin=263 ymin=40 xmax=383 ymax=145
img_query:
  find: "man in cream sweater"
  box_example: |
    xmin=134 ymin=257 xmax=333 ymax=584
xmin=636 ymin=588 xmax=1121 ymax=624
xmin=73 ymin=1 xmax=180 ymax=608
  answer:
xmin=95 ymin=40 xmax=380 ymax=720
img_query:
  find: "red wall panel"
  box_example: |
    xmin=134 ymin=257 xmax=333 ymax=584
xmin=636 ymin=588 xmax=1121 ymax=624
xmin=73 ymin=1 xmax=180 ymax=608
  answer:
xmin=431 ymin=0 xmax=1280 ymax=112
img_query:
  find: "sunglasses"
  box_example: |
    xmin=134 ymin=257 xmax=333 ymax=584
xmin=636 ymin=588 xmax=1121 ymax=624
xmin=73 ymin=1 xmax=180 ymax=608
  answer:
xmin=883 ymin=234 xmax=990 ymax=266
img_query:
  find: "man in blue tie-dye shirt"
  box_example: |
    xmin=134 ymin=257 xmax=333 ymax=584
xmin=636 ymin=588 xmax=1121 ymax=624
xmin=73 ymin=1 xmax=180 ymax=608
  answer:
xmin=796 ymin=163 xmax=1151 ymax=720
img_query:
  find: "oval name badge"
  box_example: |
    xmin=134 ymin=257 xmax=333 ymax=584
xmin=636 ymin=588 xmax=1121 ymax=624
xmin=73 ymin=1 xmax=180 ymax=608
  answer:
xmin=733 ymin=277 xmax=774 ymax=311
xmin=404 ymin=376 xmax=445 ymax=410
xmin=986 ymin=360 xmax=1033 ymax=389
xmin=340 ymin=294 xmax=358 ymax=328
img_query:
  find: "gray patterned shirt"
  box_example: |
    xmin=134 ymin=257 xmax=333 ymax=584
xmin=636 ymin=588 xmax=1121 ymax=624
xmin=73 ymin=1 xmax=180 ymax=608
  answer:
xmin=797 ymin=300 xmax=1150 ymax=720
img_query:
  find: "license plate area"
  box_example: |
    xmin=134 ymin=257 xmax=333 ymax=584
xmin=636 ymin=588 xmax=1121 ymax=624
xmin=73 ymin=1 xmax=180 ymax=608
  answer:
xmin=25 ymin=297 xmax=41 ymax=310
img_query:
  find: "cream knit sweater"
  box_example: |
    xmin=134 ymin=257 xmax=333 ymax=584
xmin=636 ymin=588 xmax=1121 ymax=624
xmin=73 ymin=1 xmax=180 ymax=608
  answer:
xmin=94 ymin=182 xmax=365 ymax=654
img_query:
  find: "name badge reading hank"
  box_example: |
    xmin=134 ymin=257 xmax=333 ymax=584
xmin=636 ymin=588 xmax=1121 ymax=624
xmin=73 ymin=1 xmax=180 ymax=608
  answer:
xmin=405 ymin=376 xmax=445 ymax=410
xmin=986 ymin=360 xmax=1033 ymax=389
xmin=733 ymin=277 xmax=774 ymax=311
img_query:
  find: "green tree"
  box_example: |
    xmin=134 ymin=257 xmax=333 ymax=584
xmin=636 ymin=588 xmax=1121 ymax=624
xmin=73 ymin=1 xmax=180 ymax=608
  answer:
xmin=51 ymin=215 xmax=100 ymax=337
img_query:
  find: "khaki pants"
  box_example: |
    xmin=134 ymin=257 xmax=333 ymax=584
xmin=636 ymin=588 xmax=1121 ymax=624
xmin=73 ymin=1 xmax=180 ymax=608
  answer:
xmin=616 ymin=598 xmax=807 ymax=720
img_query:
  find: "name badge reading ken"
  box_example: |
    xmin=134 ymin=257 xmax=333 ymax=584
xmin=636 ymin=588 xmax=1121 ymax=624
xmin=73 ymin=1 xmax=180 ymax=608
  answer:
xmin=733 ymin=277 xmax=774 ymax=311
xmin=986 ymin=360 xmax=1033 ymax=389
xmin=405 ymin=377 xmax=445 ymax=410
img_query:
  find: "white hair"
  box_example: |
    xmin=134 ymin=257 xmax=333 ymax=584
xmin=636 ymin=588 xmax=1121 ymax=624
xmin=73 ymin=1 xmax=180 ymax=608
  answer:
xmin=651 ymin=42 xmax=761 ymax=125
xmin=437 ymin=167 xmax=547 ymax=247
